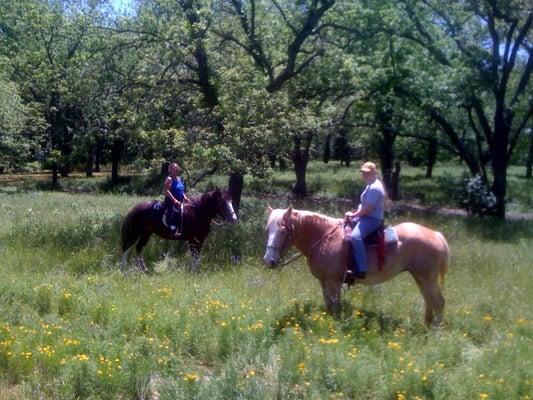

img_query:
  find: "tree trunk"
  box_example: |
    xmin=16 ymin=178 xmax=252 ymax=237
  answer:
xmin=52 ymin=165 xmax=59 ymax=187
xmin=323 ymin=134 xmax=331 ymax=163
xmin=491 ymin=155 xmax=507 ymax=219
xmin=526 ymin=130 xmax=533 ymax=179
xmin=94 ymin=142 xmax=102 ymax=172
xmin=391 ymin=161 xmax=401 ymax=200
xmin=293 ymin=159 xmax=308 ymax=198
xmin=228 ymin=172 xmax=244 ymax=213
xmin=85 ymin=146 xmax=95 ymax=178
xmin=161 ymin=161 xmax=170 ymax=177
xmin=279 ymin=156 xmax=287 ymax=171
xmin=489 ymin=109 xmax=511 ymax=219
xmin=378 ymin=125 xmax=396 ymax=198
xmin=425 ymin=138 xmax=437 ymax=179
xmin=291 ymin=134 xmax=311 ymax=198
xmin=111 ymin=139 xmax=123 ymax=185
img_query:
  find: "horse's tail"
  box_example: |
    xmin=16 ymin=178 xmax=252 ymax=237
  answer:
xmin=121 ymin=204 xmax=142 ymax=252
xmin=436 ymin=231 xmax=450 ymax=288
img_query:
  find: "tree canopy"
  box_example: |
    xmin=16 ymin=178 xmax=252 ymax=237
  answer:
xmin=0 ymin=0 xmax=531 ymax=218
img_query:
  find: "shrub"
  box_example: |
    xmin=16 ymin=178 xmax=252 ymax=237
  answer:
xmin=456 ymin=175 xmax=497 ymax=216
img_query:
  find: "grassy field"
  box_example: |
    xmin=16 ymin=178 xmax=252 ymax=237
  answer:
xmin=0 ymin=162 xmax=532 ymax=399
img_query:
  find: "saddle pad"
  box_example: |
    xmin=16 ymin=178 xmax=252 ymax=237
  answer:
xmin=383 ymin=227 xmax=398 ymax=245
xmin=364 ymin=226 xmax=398 ymax=247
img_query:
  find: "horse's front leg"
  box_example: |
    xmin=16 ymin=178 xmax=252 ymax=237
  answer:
xmin=120 ymin=246 xmax=132 ymax=271
xmin=320 ymin=279 xmax=343 ymax=318
xmin=188 ymin=244 xmax=201 ymax=273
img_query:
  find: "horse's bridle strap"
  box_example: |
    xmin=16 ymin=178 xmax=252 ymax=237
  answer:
xmin=272 ymin=222 xmax=341 ymax=267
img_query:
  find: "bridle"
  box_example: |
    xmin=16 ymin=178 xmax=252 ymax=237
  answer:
xmin=212 ymin=193 xmax=237 ymax=226
xmin=266 ymin=221 xmax=294 ymax=258
xmin=268 ymin=220 xmax=341 ymax=267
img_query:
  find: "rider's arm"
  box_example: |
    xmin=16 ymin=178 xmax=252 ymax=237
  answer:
xmin=345 ymin=203 xmax=372 ymax=219
xmin=164 ymin=177 xmax=181 ymax=207
xmin=352 ymin=202 xmax=374 ymax=218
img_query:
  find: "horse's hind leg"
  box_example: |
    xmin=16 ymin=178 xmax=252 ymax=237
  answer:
xmin=413 ymin=276 xmax=445 ymax=327
xmin=120 ymin=232 xmax=140 ymax=271
xmin=428 ymin=283 xmax=445 ymax=327
xmin=133 ymin=234 xmax=152 ymax=272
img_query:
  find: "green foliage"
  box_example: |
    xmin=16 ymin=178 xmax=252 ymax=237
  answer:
xmin=456 ymin=175 xmax=497 ymax=216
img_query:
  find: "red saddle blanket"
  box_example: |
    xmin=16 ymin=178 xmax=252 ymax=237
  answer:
xmin=343 ymin=223 xmax=398 ymax=271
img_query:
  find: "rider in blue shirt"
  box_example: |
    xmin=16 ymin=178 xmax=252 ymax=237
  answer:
xmin=164 ymin=162 xmax=190 ymax=237
xmin=344 ymin=161 xmax=385 ymax=280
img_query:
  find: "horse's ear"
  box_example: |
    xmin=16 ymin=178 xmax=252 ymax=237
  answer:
xmin=283 ymin=205 xmax=293 ymax=221
xmin=267 ymin=204 xmax=273 ymax=214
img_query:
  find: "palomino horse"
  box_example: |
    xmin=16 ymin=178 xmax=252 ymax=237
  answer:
xmin=121 ymin=188 xmax=237 ymax=271
xmin=263 ymin=206 xmax=450 ymax=327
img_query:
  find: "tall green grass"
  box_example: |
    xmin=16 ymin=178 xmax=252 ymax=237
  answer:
xmin=0 ymin=187 xmax=532 ymax=399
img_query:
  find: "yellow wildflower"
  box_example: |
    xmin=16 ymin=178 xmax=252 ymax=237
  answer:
xmin=318 ymin=338 xmax=339 ymax=344
xmin=387 ymin=341 xmax=401 ymax=350
xmin=183 ymin=373 xmax=198 ymax=382
xmin=74 ymin=354 xmax=89 ymax=361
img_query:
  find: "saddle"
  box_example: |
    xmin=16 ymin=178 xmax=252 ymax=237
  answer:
xmin=343 ymin=222 xmax=398 ymax=271
xmin=154 ymin=201 xmax=183 ymax=233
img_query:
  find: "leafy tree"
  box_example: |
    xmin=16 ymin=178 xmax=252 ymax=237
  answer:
xmin=0 ymin=0 xmax=112 ymax=183
xmin=394 ymin=0 xmax=532 ymax=218
xmin=214 ymin=0 xmax=336 ymax=197
xmin=0 ymin=67 xmax=44 ymax=172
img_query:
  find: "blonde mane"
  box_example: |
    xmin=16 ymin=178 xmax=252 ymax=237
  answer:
xmin=294 ymin=210 xmax=342 ymax=232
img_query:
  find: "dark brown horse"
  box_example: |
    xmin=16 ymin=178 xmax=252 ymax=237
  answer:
xmin=120 ymin=188 xmax=237 ymax=271
xmin=263 ymin=207 xmax=450 ymax=327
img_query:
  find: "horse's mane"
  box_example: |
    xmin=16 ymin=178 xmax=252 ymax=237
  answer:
xmin=294 ymin=210 xmax=342 ymax=231
xmin=188 ymin=189 xmax=224 ymax=208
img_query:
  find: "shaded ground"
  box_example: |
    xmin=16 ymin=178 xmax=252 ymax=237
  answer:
xmin=2 ymin=171 xmax=531 ymax=221
xmin=265 ymin=193 xmax=533 ymax=222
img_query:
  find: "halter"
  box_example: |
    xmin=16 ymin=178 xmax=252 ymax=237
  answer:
xmin=271 ymin=221 xmax=341 ymax=267
xmin=266 ymin=222 xmax=294 ymax=255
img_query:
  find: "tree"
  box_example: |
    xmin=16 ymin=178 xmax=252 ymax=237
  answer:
xmin=395 ymin=0 xmax=532 ymax=218
xmin=0 ymin=66 xmax=44 ymax=172
xmin=0 ymin=0 xmax=112 ymax=184
xmin=214 ymin=0 xmax=336 ymax=198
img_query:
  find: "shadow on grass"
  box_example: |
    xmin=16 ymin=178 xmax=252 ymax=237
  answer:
xmin=270 ymin=299 xmax=418 ymax=339
xmin=462 ymin=216 xmax=533 ymax=241
xmin=271 ymin=300 xmax=317 ymax=338
xmin=338 ymin=304 xmax=413 ymax=336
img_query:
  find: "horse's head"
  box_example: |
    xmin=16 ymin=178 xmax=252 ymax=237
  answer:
xmin=212 ymin=188 xmax=238 ymax=223
xmin=263 ymin=205 xmax=294 ymax=268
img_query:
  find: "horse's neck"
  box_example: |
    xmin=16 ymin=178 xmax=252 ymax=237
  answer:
xmin=292 ymin=212 xmax=338 ymax=257
xmin=193 ymin=198 xmax=215 ymax=221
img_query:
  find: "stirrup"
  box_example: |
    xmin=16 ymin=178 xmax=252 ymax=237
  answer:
xmin=343 ymin=269 xmax=356 ymax=286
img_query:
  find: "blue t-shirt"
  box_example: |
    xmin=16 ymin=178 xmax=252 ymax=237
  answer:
xmin=360 ymin=178 xmax=385 ymax=220
xmin=169 ymin=177 xmax=186 ymax=202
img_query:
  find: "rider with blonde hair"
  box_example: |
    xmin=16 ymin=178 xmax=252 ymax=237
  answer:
xmin=344 ymin=161 xmax=385 ymax=281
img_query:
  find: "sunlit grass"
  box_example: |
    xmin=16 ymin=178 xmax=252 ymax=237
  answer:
xmin=0 ymin=188 xmax=532 ymax=398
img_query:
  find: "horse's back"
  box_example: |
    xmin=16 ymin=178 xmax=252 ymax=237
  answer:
xmin=394 ymin=222 xmax=449 ymax=269
xmin=395 ymin=222 xmax=445 ymax=246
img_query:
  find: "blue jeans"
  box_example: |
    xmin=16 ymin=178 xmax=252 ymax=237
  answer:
xmin=350 ymin=216 xmax=382 ymax=272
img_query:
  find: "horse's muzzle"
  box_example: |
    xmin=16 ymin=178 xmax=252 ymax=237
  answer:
xmin=263 ymin=255 xmax=279 ymax=268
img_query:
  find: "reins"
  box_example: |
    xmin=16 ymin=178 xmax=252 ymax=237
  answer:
xmin=278 ymin=221 xmax=342 ymax=268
